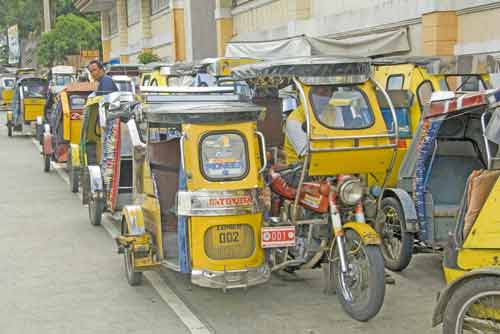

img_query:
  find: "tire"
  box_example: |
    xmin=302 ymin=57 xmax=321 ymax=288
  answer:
xmin=333 ymin=229 xmax=386 ymax=322
xmin=377 ymin=197 xmax=414 ymax=272
xmin=68 ymin=151 xmax=79 ymax=193
xmin=88 ymin=195 xmax=104 ymax=226
xmin=442 ymin=276 xmax=500 ymax=334
xmin=7 ymin=122 xmax=12 ymax=137
xmin=43 ymin=154 xmax=50 ymax=172
xmin=123 ymin=220 xmax=143 ymax=286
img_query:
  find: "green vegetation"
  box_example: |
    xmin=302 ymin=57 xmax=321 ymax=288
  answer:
xmin=138 ymin=51 xmax=162 ymax=64
xmin=37 ymin=14 xmax=101 ymax=66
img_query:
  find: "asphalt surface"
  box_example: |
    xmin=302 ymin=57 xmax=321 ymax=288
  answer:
xmin=0 ymin=112 xmax=446 ymax=334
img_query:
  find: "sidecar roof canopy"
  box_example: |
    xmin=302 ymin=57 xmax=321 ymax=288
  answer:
xmin=372 ymin=55 xmax=497 ymax=75
xmin=144 ymin=93 xmax=264 ymax=124
xmin=427 ymin=88 xmax=500 ymax=119
xmin=50 ymin=65 xmax=76 ymax=75
xmin=232 ymin=56 xmax=372 ymax=85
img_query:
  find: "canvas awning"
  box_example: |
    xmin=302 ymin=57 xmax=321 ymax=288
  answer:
xmin=226 ymin=29 xmax=410 ymax=59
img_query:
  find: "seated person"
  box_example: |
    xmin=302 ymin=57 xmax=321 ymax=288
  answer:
xmin=283 ymin=86 xmax=334 ymax=164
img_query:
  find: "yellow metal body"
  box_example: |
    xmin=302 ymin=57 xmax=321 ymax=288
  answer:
xmin=70 ymin=144 xmax=80 ymax=168
xmin=127 ymin=120 xmax=266 ymax=276
xmin=7 ymin=111 xmax=12 ymax=122
xmin=118 ymin=205 xmax=161 ymax=270
xmin=299 ymin=81 xmax=395 ymax=176
xmin=437 ymin=174 xmax=500 ymax=324
xmin=2 ymin=89 xmax=13 ymax=105
xmin=80 ymin=96 xmax=103 ymax=166
xmin=372 ymin=64 xmax=490 ymax=186
xmin=23 ymin=98 xmax=45 ymax=122
xmin=60 ymin=91 xmax=83 ymax=144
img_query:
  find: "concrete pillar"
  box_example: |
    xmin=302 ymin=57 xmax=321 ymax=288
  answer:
xmin=215 ymin=0 xmax=233 ymax=57
xmin=43 ymin=0 xmax=51 ymax=32
xmin=171 ymin=0 xmax=186 ymax=62
xmin=287 ymin=0 xmax=311 ymax=21
xmin=116 ymin=0 xmax=129 ymax=63
xmin=422 ymin=11 xmax=457 ymax=56
xmin=101 ymin=12 xmax=111 ymax=63
xmin=141 ymin=0 xmax=152 ymax=52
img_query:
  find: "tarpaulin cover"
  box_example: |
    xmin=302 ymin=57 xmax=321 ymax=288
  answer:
xmin=226 ymin=29 xmax=410 ymax=59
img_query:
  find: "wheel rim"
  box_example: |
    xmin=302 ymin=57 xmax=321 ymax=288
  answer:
xmin=337 ymin=234 xmax=371 ymax=306
xmin=381 ymin=206 xmax=404 ymax=262
xmin=455 ymin=291 xmax=500 ymax=333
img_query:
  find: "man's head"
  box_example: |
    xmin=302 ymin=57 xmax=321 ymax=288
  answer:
xmin=87 ymin=60 xmax=105 ymax=81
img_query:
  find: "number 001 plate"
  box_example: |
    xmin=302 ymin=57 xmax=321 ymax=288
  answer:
xmin=261 ymin=226 xmax=296 ymax=248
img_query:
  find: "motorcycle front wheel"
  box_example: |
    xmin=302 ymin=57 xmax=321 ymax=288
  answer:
xmin=332 ymin=229 xmax=386 ymax=322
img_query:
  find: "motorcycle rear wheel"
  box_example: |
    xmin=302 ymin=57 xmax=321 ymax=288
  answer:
xmin=332 ymin=229 xmax=385 ymax=322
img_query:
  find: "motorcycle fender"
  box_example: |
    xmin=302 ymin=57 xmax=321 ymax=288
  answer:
xmin=43 ymin=132 xmax=53 ymax=155
xmin=383 ymin=188 xmax=419 ymax=233
xmin=122 ymin=205 xmax=146 ymax=236
xmin=432 ymin=268 xmax=500 ymax=327
xmin=70 ymin=144 xmax=80 ymax=168
xmin=343 ymin=222 xmax=381 ymax=245
xmin=6 ymin=111 xmax=12 ymax=122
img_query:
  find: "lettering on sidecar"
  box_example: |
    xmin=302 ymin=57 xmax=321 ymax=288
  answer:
xmin=177 ymin=189 xmax=261 ymax=216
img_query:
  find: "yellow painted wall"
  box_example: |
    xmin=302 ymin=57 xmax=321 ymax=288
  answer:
xmin=102 ymin=39 xmax=111 ymax=63
xmin=233 ymin=0 xmax=288 ymax=35
xmin=422 ymin=11 xmax=457 ymax=56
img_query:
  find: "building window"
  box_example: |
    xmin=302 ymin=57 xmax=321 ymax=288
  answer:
xmin=109 ymin=7 xmax=118 ymax=35
xmin=127 ymin=0 xmax=140 ymax=26
xmin=151 ymin=0 xmax=169 ymax=14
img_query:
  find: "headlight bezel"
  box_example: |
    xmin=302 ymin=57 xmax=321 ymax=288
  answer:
xmin=338 ymin=177 xmax=364 ymax=206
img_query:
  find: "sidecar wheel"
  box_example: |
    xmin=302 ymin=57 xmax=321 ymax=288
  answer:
xmin=333 ymin=229 xmax=385 ymax=322
xmin=377 ymin=197 xmax=413 ymax=272
xmin=123 ymin=221 xmax=143 ymax=286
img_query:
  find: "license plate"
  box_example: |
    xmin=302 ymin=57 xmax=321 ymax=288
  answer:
xmin=261 ymin=226 xmax=296 ymax=248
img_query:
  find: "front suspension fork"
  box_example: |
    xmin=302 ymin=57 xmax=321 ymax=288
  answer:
xmin=329 ymin=193 xmax=348 ymax=273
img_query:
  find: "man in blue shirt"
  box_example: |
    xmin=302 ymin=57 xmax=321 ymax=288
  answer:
xmin=87 ymin=60 xmax=118 ymax=96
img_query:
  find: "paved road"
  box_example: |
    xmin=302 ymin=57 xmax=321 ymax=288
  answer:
xmin=0 ymin=113 xmax=446 ymax=334
xmin=0 ymin=116 xmax=190 ymax=334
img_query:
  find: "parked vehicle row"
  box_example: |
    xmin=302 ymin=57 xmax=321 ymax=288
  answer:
xmin=8 ymin=55 xmax=500 ymax=331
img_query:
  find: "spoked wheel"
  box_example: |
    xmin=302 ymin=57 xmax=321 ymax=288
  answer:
xmin=68 ymin=151 xmax=79 ymax=193
xmin=332 ymin=229 xmax=386 ymax=322
xmin=377 ymin=197 xmax=413 ymax=272
xmin=43 ymin=154 xmax=50 ymax=172
xmin=88 ymin=194 xmax=104 ymax=226
xmin=443 ymin=277 xmax=500 ymax=334
xmin=123 ymin=221 xmax=143 ymax=286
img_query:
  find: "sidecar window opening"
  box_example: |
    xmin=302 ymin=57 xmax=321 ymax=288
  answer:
xmin=309 ymin=85 xmax=374 ymax=130
xmin=200 ymin=131 xmax=249 ymax=182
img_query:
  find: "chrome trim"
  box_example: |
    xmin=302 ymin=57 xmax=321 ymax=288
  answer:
xmin=310 ymin=144 xmax=397 ymax=152
xmin=371 ymin=77 xmax=400 ymax=212
xmin=481 ymin=112 xmax=493 ymax=169
xmin=298 ymin=75 xmax=370 ymax=85
xmin=311 ymin=133 xmax=397 ymax=141
xmin=292 ymin=77 xmax=310 ymax=225
xmin=255 ymin=130 xmax=267 ymax=174
xmin=177 ymin=189 xmax=262 ymax=216
xmin=191 ymin=264 xmax=270 ymax=289
xmin=179 ymin=132 xmax=186 ymax=171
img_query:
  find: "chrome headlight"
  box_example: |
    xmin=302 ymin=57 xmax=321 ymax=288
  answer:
xmin=338 ymin=178 xmax=363 ymax=206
